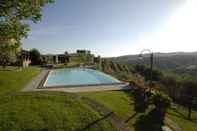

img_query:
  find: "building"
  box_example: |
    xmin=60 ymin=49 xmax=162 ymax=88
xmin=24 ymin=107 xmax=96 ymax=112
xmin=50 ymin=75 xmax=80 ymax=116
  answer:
xmin=76 ymin=50 xmax=91 ymax=54
xmin=42 ymin=50 xmax=94 ymax=64
xmin=17 ymin=50 xmax=31 ymax=68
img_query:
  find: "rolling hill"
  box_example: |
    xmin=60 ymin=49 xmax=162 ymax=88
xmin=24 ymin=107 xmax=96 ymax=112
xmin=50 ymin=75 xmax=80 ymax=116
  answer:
xmin=110 ymin=52 xmax=197 ymax=75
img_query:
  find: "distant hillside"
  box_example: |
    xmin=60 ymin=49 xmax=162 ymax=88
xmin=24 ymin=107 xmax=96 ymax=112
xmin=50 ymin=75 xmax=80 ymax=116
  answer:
xmin=110 ymin=52 xmax=197 ymax=75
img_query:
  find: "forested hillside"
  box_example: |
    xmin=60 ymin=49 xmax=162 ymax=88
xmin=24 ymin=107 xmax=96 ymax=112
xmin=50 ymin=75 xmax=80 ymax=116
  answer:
xmin=110 ymin=52 xmax=197 ymax=75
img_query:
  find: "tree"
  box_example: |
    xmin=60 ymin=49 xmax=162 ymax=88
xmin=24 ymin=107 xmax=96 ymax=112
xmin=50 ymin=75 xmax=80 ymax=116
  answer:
xmin=0 ymin=0 xmax=54 ymax=67
xmin=110 ymin=62 xmax=119 ymax=72
xmin=151 ymin=91 xmax=171 ymax=120
xmin=130 ymin=76 xmax=150 ymax=113
xmin=131 ymin=76 xmax=171 ymax=131
xmin=180 ymin=80 xmax=197 ymax=119
xmin=134 ymin=64 xmax=163 ymax=82
xmin=29 ymin=49 xmax=41 ymax=65
xmin=0 ymin=41 xmax=20 ymax=68
xmin=0 ymin=0 xmax=54 ymax=43
xmin=160 ymin=74 xmax=180 ymax=101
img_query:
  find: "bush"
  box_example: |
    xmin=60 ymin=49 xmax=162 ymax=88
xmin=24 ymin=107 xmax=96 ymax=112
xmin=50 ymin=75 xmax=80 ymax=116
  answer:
xmin=30 ymin=49 xmax=41 ymax=65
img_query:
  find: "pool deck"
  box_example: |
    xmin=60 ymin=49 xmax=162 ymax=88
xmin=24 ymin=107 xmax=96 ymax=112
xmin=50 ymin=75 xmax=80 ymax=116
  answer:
xmin=36 ymin=83 xmax=131 ymax=93
xmin=22 ymin=69 xmax=132 ymax=93
xmin=22 ymin=69 xmax=50 ymax=92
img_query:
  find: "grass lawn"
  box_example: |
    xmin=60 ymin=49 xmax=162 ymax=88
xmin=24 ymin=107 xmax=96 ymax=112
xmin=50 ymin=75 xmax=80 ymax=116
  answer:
xmin=82 ymin=91 xmax=137 ymax=130
xmin=0 ymin=66 xmax=116 ymax=131
xmin=0 ymin=92 xmax=115 ymax=131
xmin=0 ymin=66 xmax=41 ymax=95
xmin=168 ymin=105 xmax=197 ymax=131
xmin=82 ymin=90 xmax=197 ymax=131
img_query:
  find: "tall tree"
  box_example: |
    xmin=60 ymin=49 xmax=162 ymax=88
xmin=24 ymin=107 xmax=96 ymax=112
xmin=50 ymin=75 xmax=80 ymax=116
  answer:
xmin=0 ymin=0 xmax=54 ymax=42
xmin=0 ymin=0 xmax=54 ymax=67
xmin=180 ymin=80 xmax=197 ymax=119
xmin=29 ymin=49 xmax=41 ymax=65
xmin=0 ymin=42 xmax=19 ymax=68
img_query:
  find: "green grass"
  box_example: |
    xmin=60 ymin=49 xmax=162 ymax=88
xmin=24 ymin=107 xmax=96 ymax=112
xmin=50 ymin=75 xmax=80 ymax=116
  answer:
xmin=82 ymin=90 xmax=197 ymax=131
xmin=81 ymin=91 xmax=137 ymax=130
xmin=0 ymin=92 xmax=115 ymax=131
xmin=168 ymin=105 xmax=197 ymax=131
xmin=0 ymin=66 xmax=41 ymax=95
xmin=0 ymin=67 xmax=116 ymax=131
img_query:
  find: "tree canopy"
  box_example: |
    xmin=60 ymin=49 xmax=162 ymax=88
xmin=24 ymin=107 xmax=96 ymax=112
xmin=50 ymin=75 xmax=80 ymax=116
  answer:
xmin=0 ymin=0 xmax=54 ymax=42
xmin=29 ymin=48 xmax=41 ymax=65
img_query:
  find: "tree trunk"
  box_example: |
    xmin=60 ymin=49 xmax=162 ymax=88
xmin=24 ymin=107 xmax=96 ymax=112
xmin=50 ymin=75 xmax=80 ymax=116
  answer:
xmin=2 ymin=60 xmax=6 ymax=69
xmin=188 ymin=106 xmax=192 ymax=120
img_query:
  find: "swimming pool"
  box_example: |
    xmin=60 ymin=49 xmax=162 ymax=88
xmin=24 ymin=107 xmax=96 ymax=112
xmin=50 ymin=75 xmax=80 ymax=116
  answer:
xmin=44 ymin=68 xmax=122 ymax=87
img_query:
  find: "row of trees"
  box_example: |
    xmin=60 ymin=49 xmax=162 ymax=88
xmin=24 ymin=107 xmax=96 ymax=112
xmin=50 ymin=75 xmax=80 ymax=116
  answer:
xmin=161 ymin=74 xmax=197 ymax=119
xmin=132 ymin=64 xmax=197 ymax=120
xmin=100 ymin=60 xmax=197 ymax=120
xmin=99 ymin=59 xmax=133 ymax=81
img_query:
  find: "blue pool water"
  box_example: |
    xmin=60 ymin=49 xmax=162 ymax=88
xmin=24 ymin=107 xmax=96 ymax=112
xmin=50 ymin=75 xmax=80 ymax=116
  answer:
xmin=44 ymin=68 xmax=121 ymax=87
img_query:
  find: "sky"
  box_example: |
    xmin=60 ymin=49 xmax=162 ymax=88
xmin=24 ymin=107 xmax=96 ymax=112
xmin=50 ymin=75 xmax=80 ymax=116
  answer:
xmin=22 ymin=0 xmax=197 ymax=57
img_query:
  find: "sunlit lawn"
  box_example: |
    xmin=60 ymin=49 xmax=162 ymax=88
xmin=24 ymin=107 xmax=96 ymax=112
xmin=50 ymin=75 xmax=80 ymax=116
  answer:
xmin=0 ymin=66 xmax=41 ymax=95
xmin=0 ymin=66 xmax=116 ymax=131
xmin=82 ymin=90 xmax=197 ymax=131
xmin=81 ymin=91 xmax=138 ymax=130
xmin=168 ymin=105 xmax=197 ymax=131
xmin=0 ymin=92 xmax=115 ymax=131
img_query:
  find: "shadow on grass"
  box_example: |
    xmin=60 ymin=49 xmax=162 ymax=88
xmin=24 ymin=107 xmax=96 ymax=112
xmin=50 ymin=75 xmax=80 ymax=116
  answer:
xmin=168 ymin=107 xmax=187 ymax=119
xmin=168 ymin=107 xmax=197 ymax=123
xmin=125 ymin=112 xmax=137 ymax=123
xmin=79 ymin=112 xmax=113 ymax=131
xmin=134 ymin=109 xmax=164 ymax=131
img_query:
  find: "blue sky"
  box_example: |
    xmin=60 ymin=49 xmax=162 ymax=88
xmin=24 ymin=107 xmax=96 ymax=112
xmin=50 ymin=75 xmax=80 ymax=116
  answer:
xmin=22 ymin=0 xmax=197 ymax=57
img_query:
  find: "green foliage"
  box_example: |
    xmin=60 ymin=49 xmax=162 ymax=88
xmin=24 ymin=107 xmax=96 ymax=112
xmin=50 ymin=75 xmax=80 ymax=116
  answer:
xmin=78 ymin=53 xmax=94 ymax=63
xmin=29 ymin=48 xmax=41 ymax=65
xmin=151 ymin=91 xmax=171 ymax=117
xmin=180 ymin=80 xmax=197 ymax=119
xmin=159 ymin=72 xmax=197 ymax=119
xmin=0 ymin=0 xmax=54 ymax=41
xmin=160 ymin=74 xmax=178 ymax=98
xmin=130 ymin=77 xmax=149 ymax=113
xmin=131 ymin=77 xmax=171 ymax=130
xmin=43 ymin=55 xmax=55 ymax=64
xmin=0 ymin=21 xmax=30 ymax=41
xmin=134 ymin=64 xmax=163 ymax=82
xmin=0 ymin=0 xmax=54 ymax=22
xmin=98 ymin=60 xmax=133 ymax=81
xmin=110 ymin=61 xmax=119 ymax=72
xmin=83 ymin=91 xmax=197 ymax=131
xmin=134 ymin=110 xmax=164 ymax=131
xmin=0 ymin=43 xmax=20 ymax=67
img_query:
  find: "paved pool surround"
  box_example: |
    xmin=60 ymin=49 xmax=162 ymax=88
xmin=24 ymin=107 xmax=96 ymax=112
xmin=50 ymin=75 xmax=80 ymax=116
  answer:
xmin=22 ymin=68 xmax=131 ymax=93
